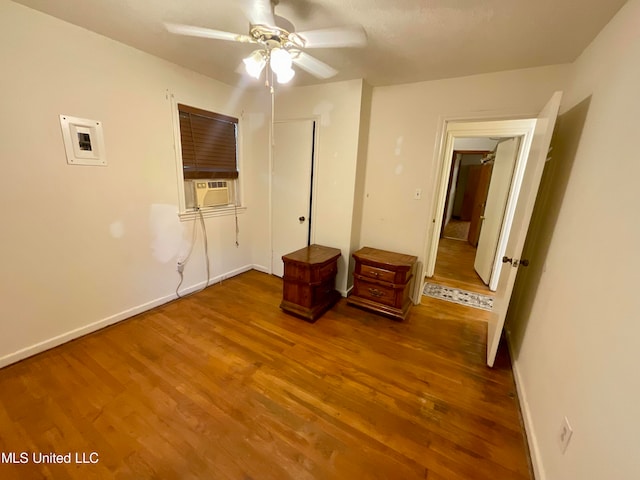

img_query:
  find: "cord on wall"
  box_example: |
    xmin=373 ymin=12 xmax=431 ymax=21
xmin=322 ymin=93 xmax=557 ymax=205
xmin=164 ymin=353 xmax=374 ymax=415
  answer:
xmin=198 ymin=208 xmax=211 ymax=288
xmin=234 ymin=203 xmax=240 ymax=247
xmin=175 ymin=207 xmax=212 ymax=298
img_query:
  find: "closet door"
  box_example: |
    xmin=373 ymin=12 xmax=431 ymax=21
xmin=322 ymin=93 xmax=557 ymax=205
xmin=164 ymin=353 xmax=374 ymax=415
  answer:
xmin=271 ymin=119 xmax=316 ymax=277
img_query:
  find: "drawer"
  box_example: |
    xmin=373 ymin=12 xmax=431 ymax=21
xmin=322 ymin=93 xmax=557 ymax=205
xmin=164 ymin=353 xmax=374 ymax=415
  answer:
xmin=359 ymin=264 xmax=395 ymax=283
xmin=353 ymin=278 xmax=397 ymax=307
xmin=318 ymin=261 xmax=338 ymax=282
xmin=284 ymin=260 xmax=338 ymax=284
xmin=283 ymin=279 xmax=336 ymax=308
xmin=312 ymin=279 xmax=337 ymax=305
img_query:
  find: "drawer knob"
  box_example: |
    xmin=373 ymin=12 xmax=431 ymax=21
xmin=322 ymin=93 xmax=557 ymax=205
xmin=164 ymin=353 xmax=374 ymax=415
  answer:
xmin=368 ymin=288 xmax=384 ymax=297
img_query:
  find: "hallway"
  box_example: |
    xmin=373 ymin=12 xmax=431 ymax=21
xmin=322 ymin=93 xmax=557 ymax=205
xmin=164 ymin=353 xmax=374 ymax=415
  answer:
xmin=430 ymin=237 xmax=493 ymax=295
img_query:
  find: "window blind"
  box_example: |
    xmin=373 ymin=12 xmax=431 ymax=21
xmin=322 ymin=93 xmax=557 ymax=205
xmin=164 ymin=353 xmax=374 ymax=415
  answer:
xmin=178 ymin=103 xmax=238 ymax=179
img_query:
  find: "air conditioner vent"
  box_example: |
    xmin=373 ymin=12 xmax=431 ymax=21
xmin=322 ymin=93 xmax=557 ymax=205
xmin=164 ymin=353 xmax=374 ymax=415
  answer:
xmin=193 ymin=180 xmax=231 ymax=208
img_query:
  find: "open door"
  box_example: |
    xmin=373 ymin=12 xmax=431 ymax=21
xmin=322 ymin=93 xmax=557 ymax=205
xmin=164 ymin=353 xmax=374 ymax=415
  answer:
xmin=468 ymin=162 xmax=493 ymax=247
xmin=487 ymin=92 xmax=562 ymax=366
xmin=271 ymin=119 xmax=315 ymax=277
xmin=474 ymin=137 xmax=520 ymax=286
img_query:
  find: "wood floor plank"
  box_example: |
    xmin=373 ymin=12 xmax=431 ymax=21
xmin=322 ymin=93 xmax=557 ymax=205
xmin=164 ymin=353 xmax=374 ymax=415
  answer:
xmin=430 ymin=237 xmax=494 ymax=294
xmin=0 ymin=270 xmax=530 ymax=479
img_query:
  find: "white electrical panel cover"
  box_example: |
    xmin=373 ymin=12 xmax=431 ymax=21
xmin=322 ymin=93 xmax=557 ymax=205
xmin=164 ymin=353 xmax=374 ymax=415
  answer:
xmin=59 ymin=115 xmax=107 ymax=166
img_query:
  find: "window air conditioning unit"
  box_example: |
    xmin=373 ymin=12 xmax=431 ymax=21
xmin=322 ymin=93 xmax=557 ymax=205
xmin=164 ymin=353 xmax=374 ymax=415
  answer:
xmin=193 ymin=180 xmax=230 ymax=208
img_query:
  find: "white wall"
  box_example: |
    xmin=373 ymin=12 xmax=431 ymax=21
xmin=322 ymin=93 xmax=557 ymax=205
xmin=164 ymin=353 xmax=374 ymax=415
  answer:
xmin=241 ymin=92 xmax=272 ymax=273
xmin=507 ymin=0 xmax=640 ymax=478
xmin=349 ymin=82 xmax=373 ymax=281
xmin=0 ymin=1 xmax=254 ymax=366
xmin=360 ymin=65 xmax=570 ymax=261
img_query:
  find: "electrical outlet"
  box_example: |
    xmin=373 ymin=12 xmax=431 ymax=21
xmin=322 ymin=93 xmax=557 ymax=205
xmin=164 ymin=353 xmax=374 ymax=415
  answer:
xmin=177 ymin=262 xmax=184 ymax=274
xmin=558 ymin=416 xmax=573 ymax=453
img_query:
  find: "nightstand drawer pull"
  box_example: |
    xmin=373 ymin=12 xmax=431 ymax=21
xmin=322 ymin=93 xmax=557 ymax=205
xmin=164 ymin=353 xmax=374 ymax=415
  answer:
xmin=368 ymin=288 xmax=384 ymax=297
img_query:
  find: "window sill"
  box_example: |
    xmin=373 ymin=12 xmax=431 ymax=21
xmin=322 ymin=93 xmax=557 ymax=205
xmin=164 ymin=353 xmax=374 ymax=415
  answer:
xmin=179 ymin=205 xmax=246 ymax=221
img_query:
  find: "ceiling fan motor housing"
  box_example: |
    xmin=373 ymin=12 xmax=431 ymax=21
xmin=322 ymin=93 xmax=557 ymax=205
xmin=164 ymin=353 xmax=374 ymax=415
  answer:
xmin=249 ymin=24 xmax=304 ymax=51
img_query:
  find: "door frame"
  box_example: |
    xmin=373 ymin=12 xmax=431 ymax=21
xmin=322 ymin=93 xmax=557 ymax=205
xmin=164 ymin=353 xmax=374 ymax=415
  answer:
xmin=269 ymin=116 xmax=320 ymax=274
xmin=420 ymin=118 xmax=537 ymax=291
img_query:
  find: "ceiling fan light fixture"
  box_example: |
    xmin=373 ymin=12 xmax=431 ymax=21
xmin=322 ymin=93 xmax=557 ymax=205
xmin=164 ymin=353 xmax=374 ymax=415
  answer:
xmin=243 ymin=50 xmax=266 ymax=79
xmin=276 ymin=67 xmax=295 ymax=84
xmin=269 ymin=47 xmax=292 ymax=75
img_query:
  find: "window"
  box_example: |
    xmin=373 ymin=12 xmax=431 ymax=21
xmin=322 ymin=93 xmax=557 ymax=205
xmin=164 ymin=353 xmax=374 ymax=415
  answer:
xmin=177 ymin=103 xmax=239 ymax=210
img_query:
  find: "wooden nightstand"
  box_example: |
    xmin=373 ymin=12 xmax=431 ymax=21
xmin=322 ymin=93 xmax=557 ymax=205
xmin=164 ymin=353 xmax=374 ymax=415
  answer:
xmin=348 ymin=247 xmax=417 ymax=321
xmin=280 ymin=244 xmax=342 ymax=322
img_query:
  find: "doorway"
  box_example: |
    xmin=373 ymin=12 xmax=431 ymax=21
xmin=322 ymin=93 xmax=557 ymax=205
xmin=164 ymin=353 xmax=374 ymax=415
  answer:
xmin=432 ymin=135 xmax=521 ymax=295
xmin=420 ymin=92 xmax=562 ymax=366
xmin=435 ymin=146 xmax=495 ymax=295
xmin=420 ymin=118 xmax=537 ymax=310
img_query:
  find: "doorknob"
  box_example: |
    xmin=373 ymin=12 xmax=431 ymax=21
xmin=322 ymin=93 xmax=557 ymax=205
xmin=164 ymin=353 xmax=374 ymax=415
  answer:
xmin=298 ymin=216 xmax=306 ymax=223
xmin=502 ymin=256 xmax=530 ymax=267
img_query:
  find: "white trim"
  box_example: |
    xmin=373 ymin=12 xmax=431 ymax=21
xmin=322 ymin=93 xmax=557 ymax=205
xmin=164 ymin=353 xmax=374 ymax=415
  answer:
xmin=168 ymin=91 xmax=187 ymax=212
xmin=202 ymin=264 xmax=255 ymax=285
xmin=252 ymin=264 xmax=271 ymax=274
xmin=507 ymin=331 xmax=546 ymax=480
xmin=0 ymin=295 xmax=173 ymax=369
xmin=0 ymin=264 xmax=262 ymax=369
xmin=340 ymin=285 xmax=353 ymax=298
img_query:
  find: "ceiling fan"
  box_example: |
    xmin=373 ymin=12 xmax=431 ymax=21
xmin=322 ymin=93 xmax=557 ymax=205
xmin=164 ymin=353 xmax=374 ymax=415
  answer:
xmin=165 ymin=0 xmax=367 ymax=85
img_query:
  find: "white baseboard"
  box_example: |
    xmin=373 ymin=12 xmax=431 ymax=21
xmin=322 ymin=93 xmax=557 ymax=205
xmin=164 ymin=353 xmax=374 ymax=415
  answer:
xmin=0 ymin=293 xmax=175 ymax=369
xmin=0 ymin=264 xmax=259 ymax=369
xmin=251 ymin=264 xmax=271 ymax=274
xmin=506 ymin=331 xmax=546 ymax=480
xmin=339 ymin=285 xmax=353 ymax=298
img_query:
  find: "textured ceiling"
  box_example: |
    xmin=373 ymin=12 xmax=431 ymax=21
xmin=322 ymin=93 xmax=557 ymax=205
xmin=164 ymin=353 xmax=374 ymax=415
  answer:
xmin=12 ymin=0 xmax=627 ymax=87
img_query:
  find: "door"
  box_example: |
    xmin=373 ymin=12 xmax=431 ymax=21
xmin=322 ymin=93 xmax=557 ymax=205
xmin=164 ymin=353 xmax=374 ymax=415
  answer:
xmin=440 ymin=152 xmax=460 ymax=234
xmin=474 ymin=137 xmax=520 ymax=286
xmin=271 ymin=119 xmax=315 ymax=277
xmin=487 ymin=92 xmax=562 ymax=366
xmin=468 ymin=162 xmax=493 ymax=247
xmin=460 ymin=164 xmax=481 ymax=221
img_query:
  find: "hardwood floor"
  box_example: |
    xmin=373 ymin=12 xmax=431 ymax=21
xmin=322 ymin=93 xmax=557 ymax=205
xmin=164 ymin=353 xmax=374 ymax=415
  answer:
xmin=0 ymin=270 xmax=530 ymax=479
xmin=430 ymin=237 xmax=493 ymax=295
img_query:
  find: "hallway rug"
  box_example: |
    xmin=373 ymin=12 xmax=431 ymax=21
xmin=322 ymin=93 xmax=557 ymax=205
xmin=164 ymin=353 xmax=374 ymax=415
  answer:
xmin=423 ymin=282 xmax=493 ymax=311
xmin=442 ymin=220 xmax=470 ymax=241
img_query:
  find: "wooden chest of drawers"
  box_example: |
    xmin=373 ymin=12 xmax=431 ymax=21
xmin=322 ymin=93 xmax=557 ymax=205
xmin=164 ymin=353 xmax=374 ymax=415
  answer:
xmin=280 ymin=244 xmax=342 ymax=322
xmin=347 ymin=247 xmax=417 ymax=321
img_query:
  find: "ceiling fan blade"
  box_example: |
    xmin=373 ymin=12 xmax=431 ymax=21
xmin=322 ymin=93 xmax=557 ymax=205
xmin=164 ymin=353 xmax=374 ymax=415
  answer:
xmin=296 ymin=26 xmax=367 ymax=48
xmin=292 ymin=52 xmax=337 ymax=79
xmin=164 ymin=23 xmax=255 ymax=43
xmin=247 ymin=0 xmax=276 ymax=26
